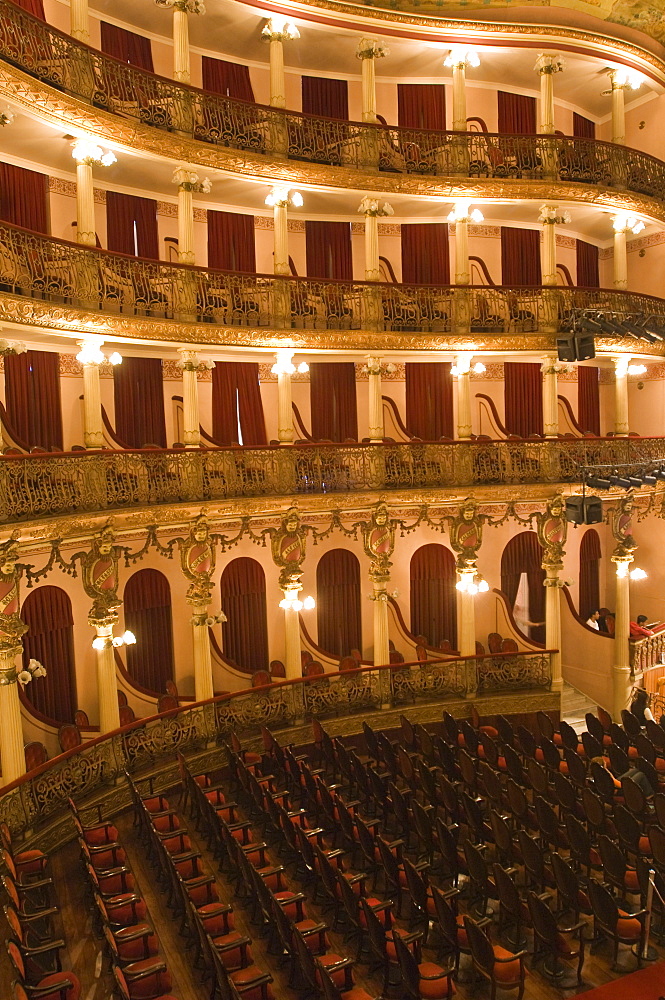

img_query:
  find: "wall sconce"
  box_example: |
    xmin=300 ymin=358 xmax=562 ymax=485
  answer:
xmin=279 ymin=591 xmax=315 ymax=612
xmin=92 ymin=629 xmax=136 ymax=650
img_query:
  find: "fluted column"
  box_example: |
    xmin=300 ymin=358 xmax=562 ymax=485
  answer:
xmin=364 ymin=212 xmax=380 ymax=281
xmin=282 ymin=588 xmax=302 ymax=681
xmin=173 ymin=9 xmax=190 ymax=83
xmin=365 ymin=357 xmax=384 ymax=442
xmin=190 ymin=604 xmax=215 ymax=701
xmin=541 ymin=355 xmax=560 ymax=439
xmin=371 ymin=575 xmax=390 ymax=668
xmin=274 ymin=202 xmax=289 ymax=274
xmin=81 ymin=355 xmax=104 ymax=448
xmin=539 ymin=204 xmax=570 ymax=286
xmin=454 ymin=216 xmax=470 ymax=285
xmin=356 ymin=39 xmax=389 ymax=122
xmin=262 ymin=18 xmax=299 ymax=108
xmin=71 ymin=141 xmax=116 ymax=247
xmin=172 ymin=167 xmax=211 ymax=264
xmin=272 ymin=350 xmax=301 ymax=444
xmin=544 ymin=567 xmax=563 ymax=690
xmin=444 ymin=47 xmax=479 ymax=131
xmin=611 ymin=72 xmax=626 ymax=145
xmin=454 ymin=353 xmax=473 ymax=440
xmin=0 ymin=646 xmax=26 ymax=782
xmin=457 ymin=576 xmax=476 ymax=659
xmin=612 ymin=554 xmax=632 ymax=719
xmin=178 ymin=349 xmax=201 ymax=447
xmin=535 ymin=54 xmax=564 ymax=133
xmin=613 ymin=225 xmax=628 ymax=290
xmin=93 ymin=620 xmax=121 ymax=733
xmin=614 ymin=355 xmax=630 ymax=436
xmin=70 ymin=0 xmax=89 ymax=42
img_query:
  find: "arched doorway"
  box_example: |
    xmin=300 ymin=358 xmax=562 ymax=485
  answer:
xmin=124 ymin=569 xmax=174 ymax=693
xmin=22 ymin=586 xmax=76 ymax=724
xmin=316 ymin=550 xmax=362 ymax=658
xmin=410 ymin=544 xmax=457 ymax=648
xmin=579 ymin=529 xmax=601 ymax=622
xmin=220 ymin=558 xmax=269 ymax=673
xmin=500 ymin=532 xmax=545 ymax=643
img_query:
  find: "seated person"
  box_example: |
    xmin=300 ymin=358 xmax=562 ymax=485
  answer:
xmin=630 ymin=686 xmax=655 ymax=726
xmin=598 ymin=609 xmax=615 ymax=634
xmin=630 ymin=614 xmax=654 ymax=637
xmin=585 ymin=609 xmax=600 ymax=630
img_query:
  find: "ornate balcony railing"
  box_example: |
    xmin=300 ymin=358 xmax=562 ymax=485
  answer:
xmin=1 ymin=0 xmax=665 ymax=200
xmin=0 ymin=653 xmax=553 ymax=839
xmin=630 ymin=630 xmax=665 ymax=676
xmin=1 ymin=438 xmax=664 ymax=523
xmin=2 ymin=222 xmax=665 ymax=338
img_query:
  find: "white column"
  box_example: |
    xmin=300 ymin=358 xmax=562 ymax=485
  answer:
xmin=0 ymin=647 xmax=26 ymax=782
xmin=190 ymin=604 xmax=214 ymax=702
xmin=453 ymin=216 xmax=470 ymax=285
xmin=611 ymin=555 xmax=632 ymax=720
xmin=535 ymin=56 xmax=564 ymax=135
xmin=81 ymin=357 xmax=104 ymax=448
xmin=177 ymin=184 xmax=195 ymax=264
xmin=452 ymin=61 xmax=467 ymax=131
xmin=613 ymin=225 xmax=628 ymax=290
xmin=75 ymin=162 xmax=96 ymax=246
xmin=544 ymin=567 xmax=563 ymax=690
xmin=455 ymin=353 xmax=473 ymax=440
xmin=542 ymin=356 xmax=559 ymax=439
xmin=372 ymin=578 xmax=390 ymax=667
xmin=610 ymin=72 xmax=626 ymax=145
xmin=283 ymin=600 xmax=301 ymax=680
xmin=366 ymin=357 xmax=384 ymax=442
xmin=263 ymin=20 xmax=299 ymax=108
xmin=173 ymin=8 xmax=191 ymax=84
xmin=457 ymin=572 xmax=476 ymax=658
xmin=70 ymin=0 xmax=89 ymax=42
xmin=275 ymin=351 xmax=294 ymax=444
xmin=273 ymin=202 xmax=289 ymax=275
xmin=361 ymin=54 xmax=377 ymax=123
xmin=541 ymin=218 xmax=557 ymax=286
xmin=614 ymin=355 xmax=630 ymax=436
xmin=178 ymin=349 xmax=200 ymax=447
xmin=94 ymin=622 xmax=120 ymax=733
xmin=363 ymin=212 xmax=380 ymax=281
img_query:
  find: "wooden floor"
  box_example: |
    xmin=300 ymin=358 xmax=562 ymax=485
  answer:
xmin=2 ymin=764 xmax=664 ymax=1000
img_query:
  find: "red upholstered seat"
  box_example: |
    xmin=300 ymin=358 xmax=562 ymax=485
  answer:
xmin=317 ymin=952 xmax=349 ymax=987
xmin=211 ymin=930 xmax=252 ymax=968
xmin=230 ymin=967 xmax=274 ymax=1000
xmin=617 ymin=910 xmax=643 ymax=939
xmin=417 ymin=962 xmax=456 ymax=999
xmin=114 ymin=924 xmax=159 ymax=962
xmin=492 ymin=945 xmax=525 ymax=982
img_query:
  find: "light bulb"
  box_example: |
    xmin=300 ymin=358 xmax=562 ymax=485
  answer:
xmin=630 ymin=567 xmax=647 ymax=580
xmin=303 ymin=596 xmax=315 ymax=610
xmin=92 ymin=636 xmax=105 ymax=650
xmin=450 ymin=366 xmax=459 ymax=377
xmin=456 ymin=580 xmax=466 ymax=591
xmin=468 ymin=583 xmax=479 ymax=595
xmin=279 ymin=598 xmax=290 ymax=609
xmin=108 ymin=352 xmax=123 ymax=366
xmin=290 ymin=191 xmax=303 ymax=208
xmin=292 ymin=599 xmax=303 ymax=612
xmin=112 ymin=636 xmax=123 ymax=647
xmin=478 ymin=580 xmax=489 ymax=593
xmin=473 ymin=363 xmax=486 ymax=374
xmin=297 ymin=362 xmax=309 ymax=374
xmin=122 ymin=630 xmax=136 ymax=644
xmin=469 ymin=208 xmax=484 ymax=223
xmin=627 ymin=364 xmax=646 ymax=375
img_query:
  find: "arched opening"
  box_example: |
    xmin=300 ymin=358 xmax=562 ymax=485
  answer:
xmin=579 ymin=529 xmax=601 ymax=622
xmin=22 ymin=586 xmax=76 ymax=724
xmin=220 ymin=558 xmax=269 ymax=673
xmin=124 ymin=569 xmax=174 ymax=693
xmin=500 ymin=532 xmax=545 ymax=643
xmin=410 ymin=544 xmax=457 ymax=648
xmin=316 ymin=550 xmax=362 ymax=659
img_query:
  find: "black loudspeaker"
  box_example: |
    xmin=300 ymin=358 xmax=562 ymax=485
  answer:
xmin=565 ymin=495 xmax=603 ymax=525
xmin=556 ymin=334 xmax=596 ymax=362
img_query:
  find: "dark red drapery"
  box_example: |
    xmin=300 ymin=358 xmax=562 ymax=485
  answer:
xmin=100 ymin=21 xmax=154 ymax=70
xmin=504 ymin=362 xmax=543 ymax=437
xmin=579 ymin=529 xmax=601 ymax=622
xmin=202 ymin=56 xmax=254 ymax=101
xmin=124 ymin=569 xmax=174 ymax=693
xmin=497 ymin=92 xmax=536 ymax=134
xmin=0 ymin=163 xmax=49 ymax=233
xmin=573 ymin=113 xmax=595 ymax=139
xmin=105 ymin=192 xmax=159 ymax=259
xmin=305 ymin=221 xmax=352 ymax=280
xmin=14 ymin=0 xmax=45 ymax=17
xmin=401 ymin=224 xmax=450 ymax=285
xmin=309 ymin=363 xmax=357 ymax=442
xmin=397 ymin=85 xmax=447 ymax=131
xmin=501 ymin=228 xmax=540 ymax=286
xmin=405 ymin=363 xmax=453 ymax=440
xmin=301 ymin=76 xmax=348 ymax=120
xmin=113 ymin=357 xmax=166 ymax=448
xmin=316 ymin=549 xmax=362 ymax=658
xmin=4 ymin=350 xmax=63 ymax=449
xmin=578 ymin=366 xmax=600 ymax=436
xmin=410 ymin=544 xmax=457 ymax=648
xmin=220 ymin=558 xmax=269 ymax=673
xmin=207 ymin=211 xmax=256 ymax=272
xmin=500 ymin=531 xmax=545 ymax=643
xmin=22 ymin=586 xmax=76 ymax=724
xmin=212 ymin=362 xmax=266 ymax=446
xmin=576 ymin=240 xmax=599 ymax=288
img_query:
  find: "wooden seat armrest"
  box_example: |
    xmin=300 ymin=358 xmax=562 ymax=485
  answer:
xmin=124 ymin=961 xmax=168 ymax=980
xmin=214 ymin=935 xmax=252 ymax=952
xmin=495 ymin=950 xmax=527 ymax=961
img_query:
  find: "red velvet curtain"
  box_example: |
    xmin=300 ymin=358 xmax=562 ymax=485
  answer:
xmin=401 ymin=224 xmax=450 ymax=285
xmin=309 ymin=363 xmax=357 ymax=442
xmin=106 ymin=192 xmax=159 ymax=260
xmin=4 ymin=350 xmax=62 ymax=449
xmin=113 ymin=357 xmax=166 ymax=448
xmin=212 ymin=362 xmax=266 ymax=446
xmin=397 ymin=85 xmax=446 ymax=131
xmin=124 ymin=569 xmax=174 ymax=693
xmin=579 ymin=529 xmax=601 ymax=622
xmin=578 ymin=366 xmax=600 ymax=435
xmin=305 ymin=221 xmax=352 ymax=280
xmin=202 ymin=56 xmax=254 ymax=101
xmin=576 ymin=240 xmax=599 ymax=287
xmin=316 ymin=549 xmax=362 ymax=658
xmin=14 ymin=0 xmax=45 ymax=17
xmin=405 ymin=363 xmax=453 ymax=440
xmin=500 ymin=532 xmax=545 ymax=643
xmin=573 ymin=113 xmax=595 ymax=139
xmin=100 ymin=21 xmax=154 ymax=70
xmin=220 ymin=558 xmax=268 ymax=673
xmin=504 ymin=362 xmax=543 ymax=437
xmin=0 ymin=163 xmax=49 ymax=233
xmin=22 ymin=587 xmax=76 ymax=724
xmin=207 ymin=211 xmax=256 ymax=272
xmin=501 ymin=227 xmax=540 ymax=286
xmin=302 ymin=77 xmax=348 ymax=119
xmin=497 ymin=92 xmax=536 ymax=134
xmin=410 ymin=544 xmax=457 ymax=648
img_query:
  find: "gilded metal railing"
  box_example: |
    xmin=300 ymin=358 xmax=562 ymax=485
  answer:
xmin=0 ymin=653 xmax=553 ymax=838
xmin=1 ymin=438 xmax=664 ymax=522
xmin=2 ymin=222 xmax=665 ymax=336
xmin=630 ymin=631 xmax=665 ymax=676
xmin=1 ymin=0 xmax=665 ymax=199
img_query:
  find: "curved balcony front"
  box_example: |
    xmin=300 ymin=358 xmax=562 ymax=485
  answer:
xmin=2 ymin=2 xmax=665 ymax=216
xmin=1 ymin=223 xmax=664 ymax=351
xmin=2 ymin=436 xmax=664 ymax=525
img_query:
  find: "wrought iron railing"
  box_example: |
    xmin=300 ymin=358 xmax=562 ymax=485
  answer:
xmin=2 ymin=222 xmax=665 ymax=336
xmin=1 ymin=438 xmax=664 ymax=522
xmin=1 ymin=0 xmax=665 ymax=199
xmin=0 ymin=653 xmax=553 ymax=838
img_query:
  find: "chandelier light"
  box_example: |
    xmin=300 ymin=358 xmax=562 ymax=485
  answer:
xmin=456 ymin=572 xmax=489 ymax=595
xmin=71 ymin=139 xmax=117 ymax=167
xmin=271 ymin=350 xmax=308 ymax=376
xmin=613 ymin=212 xmax=645 ymax=235
xmin=611 ymin=67 xmax=644 ymax=90
xmin=279 ymin=591 xmax=315 ymax=612
xmin=262 ymin=17 xmax=300 ymax=40
xmin=265 ymin=187 xmax=303 ymax=208
xmin=444 ymin=47 xmax=480 ymax=68
xmin=77 ymin=339 xmax=122 ymax=366
xmin=92 ymin=629 xmax=136 ymax=650
xmin=447 ymin=200 xmax=484 ymax=225
xmin=451 ymin=358 xmax=486 ymax=376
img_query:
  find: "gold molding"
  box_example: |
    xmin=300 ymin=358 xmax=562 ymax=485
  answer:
xmin=2 ymin=64 xmax=665 ymax=222
xmin=1 ymin=290 xmax=661 ymax=356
